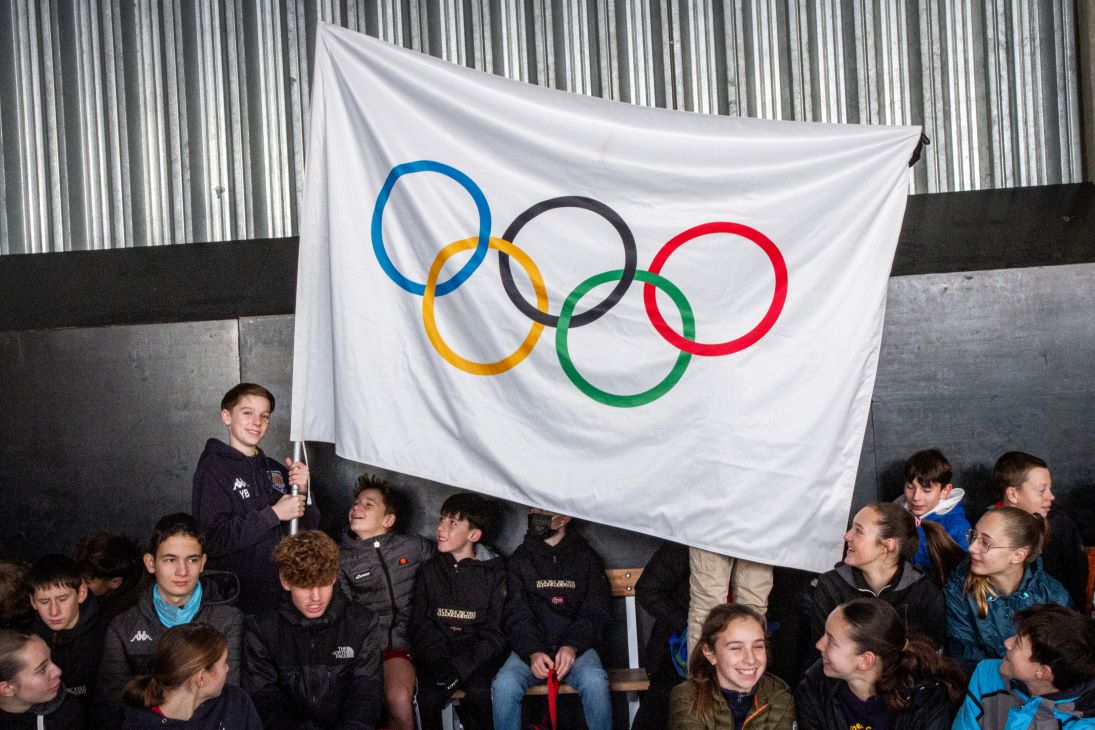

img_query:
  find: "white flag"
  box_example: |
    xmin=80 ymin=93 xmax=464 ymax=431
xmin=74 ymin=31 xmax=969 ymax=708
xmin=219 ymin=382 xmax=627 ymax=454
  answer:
xmin=292 ymin=24 xmax=921 ymax=572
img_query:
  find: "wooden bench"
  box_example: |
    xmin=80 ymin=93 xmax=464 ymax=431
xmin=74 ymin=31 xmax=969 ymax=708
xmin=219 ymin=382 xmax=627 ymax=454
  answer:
xmin=441 ymin=567 xmax=650 ymax=729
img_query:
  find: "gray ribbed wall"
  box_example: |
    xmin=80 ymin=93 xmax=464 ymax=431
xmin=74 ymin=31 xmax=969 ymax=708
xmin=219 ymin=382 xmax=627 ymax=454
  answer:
xmin=0 ymin=0 xmax=1082 ymax=254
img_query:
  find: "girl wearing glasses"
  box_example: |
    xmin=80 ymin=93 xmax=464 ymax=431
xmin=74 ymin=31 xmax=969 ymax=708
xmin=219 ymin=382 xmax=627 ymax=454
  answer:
xmin=943 ymin=506 xmax=1072 ymax=670
xmin=796 ymin=597 xmax=964 ymax=730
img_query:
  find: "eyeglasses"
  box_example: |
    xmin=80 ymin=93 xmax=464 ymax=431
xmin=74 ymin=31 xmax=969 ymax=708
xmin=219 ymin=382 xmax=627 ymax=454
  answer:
xmin=966 ymin=528 xmax=1019 ymax=552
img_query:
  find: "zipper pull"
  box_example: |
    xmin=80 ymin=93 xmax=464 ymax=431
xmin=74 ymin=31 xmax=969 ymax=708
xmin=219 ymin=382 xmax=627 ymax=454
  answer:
xmin=373 ymin=540 xmax=380 ymax=548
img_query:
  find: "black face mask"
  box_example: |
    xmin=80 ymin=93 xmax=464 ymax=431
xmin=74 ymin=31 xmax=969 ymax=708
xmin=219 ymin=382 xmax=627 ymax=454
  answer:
xmin=527 ymin=513 xmax=559 ymax=540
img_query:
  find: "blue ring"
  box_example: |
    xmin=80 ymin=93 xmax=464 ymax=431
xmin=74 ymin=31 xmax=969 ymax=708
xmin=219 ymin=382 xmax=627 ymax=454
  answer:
xmin=371 ymin=160 xmax=491 ymax=296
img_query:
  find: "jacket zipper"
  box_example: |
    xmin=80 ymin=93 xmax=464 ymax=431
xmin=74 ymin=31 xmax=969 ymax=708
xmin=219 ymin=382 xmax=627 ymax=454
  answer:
xmin=374 ymin=540 xmax=398 ymax=647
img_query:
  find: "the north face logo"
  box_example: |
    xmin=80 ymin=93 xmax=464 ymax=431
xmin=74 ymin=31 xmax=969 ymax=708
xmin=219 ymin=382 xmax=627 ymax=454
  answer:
xmin=333 ymin=646 xmax=354 ymax=659
xmin=130 ymin=630 xmax=153 ymax=642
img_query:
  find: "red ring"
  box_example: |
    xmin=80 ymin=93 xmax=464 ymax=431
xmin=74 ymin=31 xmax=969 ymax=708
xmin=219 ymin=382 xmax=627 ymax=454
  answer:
xmin=643 ymin=221 xmax=788 ymax=356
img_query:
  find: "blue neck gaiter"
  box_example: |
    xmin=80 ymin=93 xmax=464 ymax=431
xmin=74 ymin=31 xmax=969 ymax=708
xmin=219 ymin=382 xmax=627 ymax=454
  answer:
xmin=153 ymin=581 xmax=203 ymax=628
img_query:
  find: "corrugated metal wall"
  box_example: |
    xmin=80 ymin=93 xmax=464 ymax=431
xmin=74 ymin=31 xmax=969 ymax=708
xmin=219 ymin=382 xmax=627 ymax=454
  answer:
xmin=0 ymin=0 xmax=1082 ymax=254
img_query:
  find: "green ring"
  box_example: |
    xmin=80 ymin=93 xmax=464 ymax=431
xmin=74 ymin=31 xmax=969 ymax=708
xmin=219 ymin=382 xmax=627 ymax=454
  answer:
xmin=556 ymin=269 xmax=694 ymax=407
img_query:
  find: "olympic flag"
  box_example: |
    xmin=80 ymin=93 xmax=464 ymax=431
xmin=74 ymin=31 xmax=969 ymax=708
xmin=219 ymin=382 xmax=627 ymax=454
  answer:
xmin=291 ymin=24 xmax=922 ymax=572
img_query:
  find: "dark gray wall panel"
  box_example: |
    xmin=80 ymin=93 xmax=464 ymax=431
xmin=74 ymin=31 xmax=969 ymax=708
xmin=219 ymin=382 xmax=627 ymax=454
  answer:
xmin=0 ymin=321 xmax=240 ymax=557
xmin=868 ymin=264 xmax=1095 ymax=517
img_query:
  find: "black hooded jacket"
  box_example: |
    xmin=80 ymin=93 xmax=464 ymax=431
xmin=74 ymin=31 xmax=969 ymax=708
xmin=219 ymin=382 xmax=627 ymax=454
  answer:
xmin=30 ymin=594 xmax=108 ymax=723
xmin=809 ymin=560 xmax=946 ymax=649
xmin=0 ymin=687 xmax=84 ymax=729
xmin=503 ymin=531 xmax=611 ymax=661
xmin=192 ymin=438 xmax=320 ymax=614
xmin=411 ymin=548 xmax=507 ymax=681
xmin=795 ymin=660 xmax=953 ymax=730
xmin=242 ymin=588 xmax=382 ymax=729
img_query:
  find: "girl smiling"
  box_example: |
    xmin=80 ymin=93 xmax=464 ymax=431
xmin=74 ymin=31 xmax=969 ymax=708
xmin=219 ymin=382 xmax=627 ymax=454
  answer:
xmin=669 ymin=604 xmax=795 ymax=729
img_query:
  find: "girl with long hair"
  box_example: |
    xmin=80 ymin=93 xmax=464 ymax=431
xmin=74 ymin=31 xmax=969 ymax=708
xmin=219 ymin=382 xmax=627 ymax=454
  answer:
xmin=796 ymin=597 xmax=964 ymax=730
xmin=669 ymin=603 xmax=795 ymax=729
xmin=809 ymin=503 xmax=953 ymax=653
xmin=121 ymin=623 xmax=260 ymax=728
xmin=944 ymin=505 xmax=1072 ymax=669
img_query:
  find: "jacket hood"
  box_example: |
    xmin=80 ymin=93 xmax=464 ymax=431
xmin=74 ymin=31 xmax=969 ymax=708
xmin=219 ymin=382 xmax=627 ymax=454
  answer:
xmin=833 ymin=560 xmax=928 ymax=596
xmin=521 ymin=529 xmax=589 ymax=557
xmin=1060 ymin=678 xmax=1095 ymax=717
xmin=199 ymin=437 xmax=268 ymax=463
xmin=895 ymin=487 xmax=966 ymax=518
xmin=339 ymin=528 xmax=404 ymax=549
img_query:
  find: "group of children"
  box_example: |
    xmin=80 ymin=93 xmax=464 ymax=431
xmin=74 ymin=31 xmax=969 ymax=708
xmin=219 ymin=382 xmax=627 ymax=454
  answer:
xmin=0 ymin=384 xmax=1092 ymax=730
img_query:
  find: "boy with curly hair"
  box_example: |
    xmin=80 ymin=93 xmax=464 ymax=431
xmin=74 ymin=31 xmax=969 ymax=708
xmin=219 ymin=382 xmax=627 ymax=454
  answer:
xmin=244 ymin=530 xmax=383 ymax=729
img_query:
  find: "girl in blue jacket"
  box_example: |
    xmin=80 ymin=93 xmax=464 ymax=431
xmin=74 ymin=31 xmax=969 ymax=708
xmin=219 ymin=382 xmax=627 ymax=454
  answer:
xmin=944 ymin=506 xmax=1073 ymax=671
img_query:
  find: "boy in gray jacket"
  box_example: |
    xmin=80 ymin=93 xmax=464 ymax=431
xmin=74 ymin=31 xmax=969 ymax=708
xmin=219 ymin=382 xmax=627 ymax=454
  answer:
xmin=339 ymin=475 xmax=433 ymax=730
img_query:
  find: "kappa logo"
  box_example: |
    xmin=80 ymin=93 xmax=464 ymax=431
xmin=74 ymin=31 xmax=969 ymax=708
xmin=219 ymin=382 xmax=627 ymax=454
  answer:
xmin=333 ymin=646 xmax=354 ymax=660
xmin=130 ymin=630 xmax=153 ymax=643
xmin=232 ymin=477 xmax=251 ymax=500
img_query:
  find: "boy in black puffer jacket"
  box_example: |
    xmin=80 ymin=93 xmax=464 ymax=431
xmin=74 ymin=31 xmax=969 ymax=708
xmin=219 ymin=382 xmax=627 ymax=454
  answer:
xmin=412 ymin=493 xmax=507 ymax=730
xmin=339 ymin=475 xmax=433 ymax=730
xmin=95 ymin=514 xmax=243 ymax=728
xmin=244 ymin=530 xmax=383 ymax=729
xmin=492 ymin=507 xmax=612 ymax=730
xmin=26 ymin=555 xmax=107 ymax=726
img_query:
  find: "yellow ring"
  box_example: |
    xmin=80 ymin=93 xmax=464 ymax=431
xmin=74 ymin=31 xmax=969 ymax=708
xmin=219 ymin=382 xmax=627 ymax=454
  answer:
xmin=422 ymin=236 xmax=549 ymax=376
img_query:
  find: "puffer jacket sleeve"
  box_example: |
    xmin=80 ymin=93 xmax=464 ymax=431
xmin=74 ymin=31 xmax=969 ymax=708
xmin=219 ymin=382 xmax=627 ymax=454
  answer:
xmin=636 ymin=542 xmax=689 ymax=634
xmin=903 ymin=682 xmax=954 ymax=730
xmin=340 ymin=607 xmax=383 ymax=729
xmin=92 ymin=615 xmax=131 ymax=728
xmin=808 ymin=572 xmax=841 ymax=649
xmin=667 ymin=682 xmax=708 ymax=730
xmin=219 ymin=606 xmax=244 ymax=685
xmin=793 ymin=667 xmax=831 ymax=730
xmin=389 ymin=537 xmax=434 ymax=652
xmin=242 ymin=615 xmax=293 ymax=730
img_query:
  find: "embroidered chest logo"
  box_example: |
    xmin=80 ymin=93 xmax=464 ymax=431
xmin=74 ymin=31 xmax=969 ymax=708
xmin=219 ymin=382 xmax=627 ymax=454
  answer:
xmin=551 ymin=596 xmax=565 ymax=605
xmin=354 ymin=572 xmax=370 ymax=581
xmin=536 ymin=579 xmax=576 ymax=590
xmin=232 ymin=477 xmax=250 ymax=500
xmin=269 ymin=471 xmax=287 ymax=494
xmin=130 ymin=630 xmax=153 ymax=642
xmin=333 ymin=646 xmax=354 ymax=659
xmin=437 ymin=608 xmax=477 ymax=621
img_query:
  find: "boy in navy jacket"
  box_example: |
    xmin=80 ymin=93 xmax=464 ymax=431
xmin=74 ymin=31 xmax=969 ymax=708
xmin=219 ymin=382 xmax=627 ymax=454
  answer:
xmin=192 ymin=383 xmax=318 ymax=614
xmin=491 ymin=507 xmax=612 ymax=730
xmin=411 ymin=493 xmax=506 ymax=730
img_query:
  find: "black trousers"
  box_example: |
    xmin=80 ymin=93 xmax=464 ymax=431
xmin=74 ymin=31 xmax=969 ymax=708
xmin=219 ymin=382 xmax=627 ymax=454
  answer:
xmin=417 ymin=656 xmax=504 ymax=730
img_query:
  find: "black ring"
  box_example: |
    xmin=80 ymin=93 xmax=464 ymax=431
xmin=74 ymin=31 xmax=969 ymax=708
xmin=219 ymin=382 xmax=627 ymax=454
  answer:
xmin=499 ymin=196 xmax=637 ymax=328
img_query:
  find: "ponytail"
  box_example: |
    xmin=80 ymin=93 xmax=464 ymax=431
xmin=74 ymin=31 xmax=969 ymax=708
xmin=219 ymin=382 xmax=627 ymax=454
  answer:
xmin=963 ymin=507 xmax=1048 ymax=617
xmin=122 ymin=675 xmax=166 ymax=708
xmin=840 ymin=598 xmax=965 ymax=713
xmin=920 ymin=520 xmax=965 ymax=585
xmin=120 ymin=624 xmax=227 ymax=709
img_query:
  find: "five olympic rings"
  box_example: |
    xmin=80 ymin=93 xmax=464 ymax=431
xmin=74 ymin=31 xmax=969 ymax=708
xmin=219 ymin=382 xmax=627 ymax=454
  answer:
xmin=371 ymin=160 xmax=788 ymax=408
